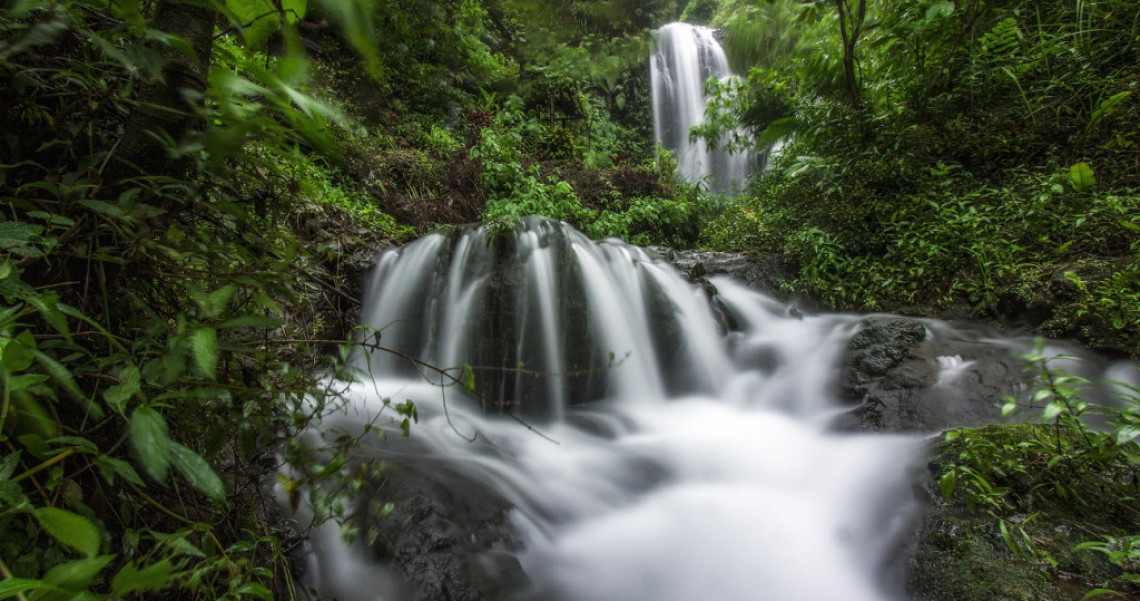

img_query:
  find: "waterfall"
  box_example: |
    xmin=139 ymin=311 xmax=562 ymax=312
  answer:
xmin=285 ymin=219 xmax=1131 ymax=601
xmin=651 ymin=22 xmax=754 ymax=194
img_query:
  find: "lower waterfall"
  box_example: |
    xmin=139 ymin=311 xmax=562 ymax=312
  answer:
xmin=283 ymin=218 xmax=1121 ymax=601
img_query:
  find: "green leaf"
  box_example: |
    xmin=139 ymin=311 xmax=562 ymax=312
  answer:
xmin=32 ymin=350 xmax=103 ymax=418
xmin=1081 ymin=588 xmax=1124 ymax=600
xmin=129 ymin=406 xmax=171 ymax=481
xmin=169 ymin=442 xmax=225 ymax=501
xmin=463 ymin=364 xmax=476 ymax=392
xmin=281 ymin=0 xmax=306 ymax=23
xmin=224 ymin=0 xmax=281 ymax=47
xmin=0 ymin=332 xmax=35 ymax=371
xmin=42 ymin=554 xmax=114 ymax=591
xmin=235 ymin=582 xmax=274 ymax=600
xmin=103 ymin=364 xmax=142 ymax=414
xmin=1069 ymin=162 xmax=1095 ymax=193
xmin=76 ymin=199 xmax=124 ymax=218
xmin=34 ymin=507 xmax=101 ymax=557
xmin=190 ymin=327 xmax=218 ymax=379
xmin=1087 ymin=91 xmax=1131 ymax=134
xmin=925 ymin=1 xmax=954 ymax=21
xmin=939 ymin=470 xmax=956 ymax=501
xmin=0 ymin=451 xmax=20 ymax=480
xmin=1116 ymin=425 xmax=1140 ymax=445
xmin=189 ymin=284 xmax=235 ymax=319
xmin=1043 ymin=401 xmax=1066 ymax=421
xmin=0 ymin=578 xmax=42 ymax=599
xmin=111 ymin=559 xmax=175 ymax=596
xmin=94 ymin=456 xmax=144 ymax=487
xmin=154 ymin=532 xmax=207 ymax=558
xmin=219 ymin=314 xmax=283 ymax=329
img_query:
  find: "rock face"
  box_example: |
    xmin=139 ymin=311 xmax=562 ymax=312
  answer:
xmin=364 ymin=463 xmax=528 ymax=601
xmin=652 ymin=248 xmax=798 ymax=300
xmin=832 ymin=317 xmax=1028 ymax=433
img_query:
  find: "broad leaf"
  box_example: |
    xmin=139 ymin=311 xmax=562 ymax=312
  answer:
xmin=1069 ymin=162 xmax=1095 ymax=192
xmin=169 ymin=443 xmax=226 ymax=501
xmin=35 ymin=507 xmax=101 ymax=557
xmin=190 ymin=327 xmax=218 ymax=379
xmin=0 ymin=578 xmax=41 ymax=599
xmin=42 ymin=555 xmax=115 ymax=591
xmin=281 ymin=0 xmax=307 ymax=23
xmin=129 ymin=406 xmax=171 ymax=481
xmin=103 ymin=364 xmax=142 ymax=414
xmin=111 ymin=559 xmax=175 ymax=596
xmin=225 ymin=0 xmax=280 ymax=47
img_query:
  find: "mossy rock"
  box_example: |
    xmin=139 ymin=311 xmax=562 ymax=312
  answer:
xmin=909 ymin=424 xmax=1140 ymax=601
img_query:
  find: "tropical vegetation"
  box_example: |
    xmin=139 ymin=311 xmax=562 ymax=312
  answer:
xmin=0 ymin=0 xmax=1137 ymax=599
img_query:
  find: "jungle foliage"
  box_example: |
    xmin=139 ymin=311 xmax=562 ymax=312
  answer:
xmin=0 ymin=0 xmax=709 ymax=597
xmin=694 ymin=0 xmax=1140 ymax=357
xmin=929 ymin=349 xmax=1140 ymax=599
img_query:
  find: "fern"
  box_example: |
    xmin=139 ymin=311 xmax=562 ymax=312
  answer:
xmin=975 ymin=17 xmax=1022 ymax=68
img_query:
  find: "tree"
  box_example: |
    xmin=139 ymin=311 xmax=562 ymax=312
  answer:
xmin=833 ymin=0 xmax=866 ymax=106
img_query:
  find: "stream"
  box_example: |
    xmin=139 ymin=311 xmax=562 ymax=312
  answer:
xmin=280 ymin=219 xmax=1132 ymax=601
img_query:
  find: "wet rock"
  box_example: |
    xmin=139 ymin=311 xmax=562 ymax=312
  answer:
xmin=842 ymin=317 xmax=928 ymax=401
xmin=365 ymin=464 xmax=529 ymax=601
xmin=834 ymin=319 xmax=1026 ymax=433
xmin=652 ymin=248 xmax=797 ymax=299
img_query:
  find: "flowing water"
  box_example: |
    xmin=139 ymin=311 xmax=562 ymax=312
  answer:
xmin=289 ymin=219 xmax=1136 ymax=601
xmin=651 ymin=22 xmax=755 ymax=193
xmin=288 ymin=219 xmax=943 ymax=601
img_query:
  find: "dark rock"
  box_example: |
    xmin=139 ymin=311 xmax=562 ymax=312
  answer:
xmin=834 ymin=319 xmax=1028 ymax=433
xmin=364 ymin=463 xmax=529 ymax=601
xmin=841 ymin=317 xmax=928 ymax=402
xmin=652 ymin=248 xmax=798 ymax=300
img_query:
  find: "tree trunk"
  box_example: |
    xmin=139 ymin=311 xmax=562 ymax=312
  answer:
xmin=834 ymin=0 xmax=866 ymax=106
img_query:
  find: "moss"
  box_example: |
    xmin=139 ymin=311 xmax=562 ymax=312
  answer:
xmin=910 ymin=424 xmax=1140 ymax=601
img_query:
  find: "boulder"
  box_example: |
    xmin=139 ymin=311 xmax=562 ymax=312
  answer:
xmin=833 ymin=318 xmax=1026 ymax=433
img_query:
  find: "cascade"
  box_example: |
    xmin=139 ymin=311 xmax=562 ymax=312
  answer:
xmin=287 ymin=219 xmax=1130 ymax=601
xmin=651 ymin=22 xmax=754 ymax=194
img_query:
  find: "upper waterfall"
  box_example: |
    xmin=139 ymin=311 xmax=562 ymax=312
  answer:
xmin=651 ymin=22 xmax=754 ymax=194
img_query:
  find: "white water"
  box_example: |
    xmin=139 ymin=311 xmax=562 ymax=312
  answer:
xmin=651 ymin=22 xmax=755 ymax=194
xmin=290 ymin=219 xmax=930 ymax=601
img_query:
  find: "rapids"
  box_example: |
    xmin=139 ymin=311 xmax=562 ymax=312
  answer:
xmin=285 ymin=218 xmax=1132 ymax=601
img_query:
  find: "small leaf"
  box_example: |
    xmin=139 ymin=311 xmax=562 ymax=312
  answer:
xmin=939 ymin=471 xmax=957 ymax=501
xmin=235 ymin=582 xmax=275 ymax=600
xmin=463 ymin=364 xmax=476 ymax=393
xmin=169 ymin=442 xmax=225 ymax=501
xmin=1116 ymin=425 xmax=1140 ymax=445
xmin=188 ymin=284 xmax=235 ymax=319
xmin=1043 ymin=401 xmax=1066 ymax=421
xmin=1081 ymin=588 xmax=1124 ymax=600
xmin=219 ymin=314 xmax=283 ymax=329
xmin=103 ymin=364 xmax=142 ymax=414
xmin=1001 ymin=399 xmax=1018 ymax=417
xmin=1069 ymin=162 xmax=1095 ymax=192
xmin=93 ymin=456 xmax=143 ymax=487
xmin=112 ymin=559 xmax=175 ymax=596
xmin=0 ymin=451 xmax=20 ymax=480
xmin=35 ymin=507 xmax=101 ymax=557
xmin=129 ymin=406 xmax=171 ymax=481
xmin=190 ymin=327 xmax=218 ymax=379
xmin=32 ymin=349 xmax=103 ymax=418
